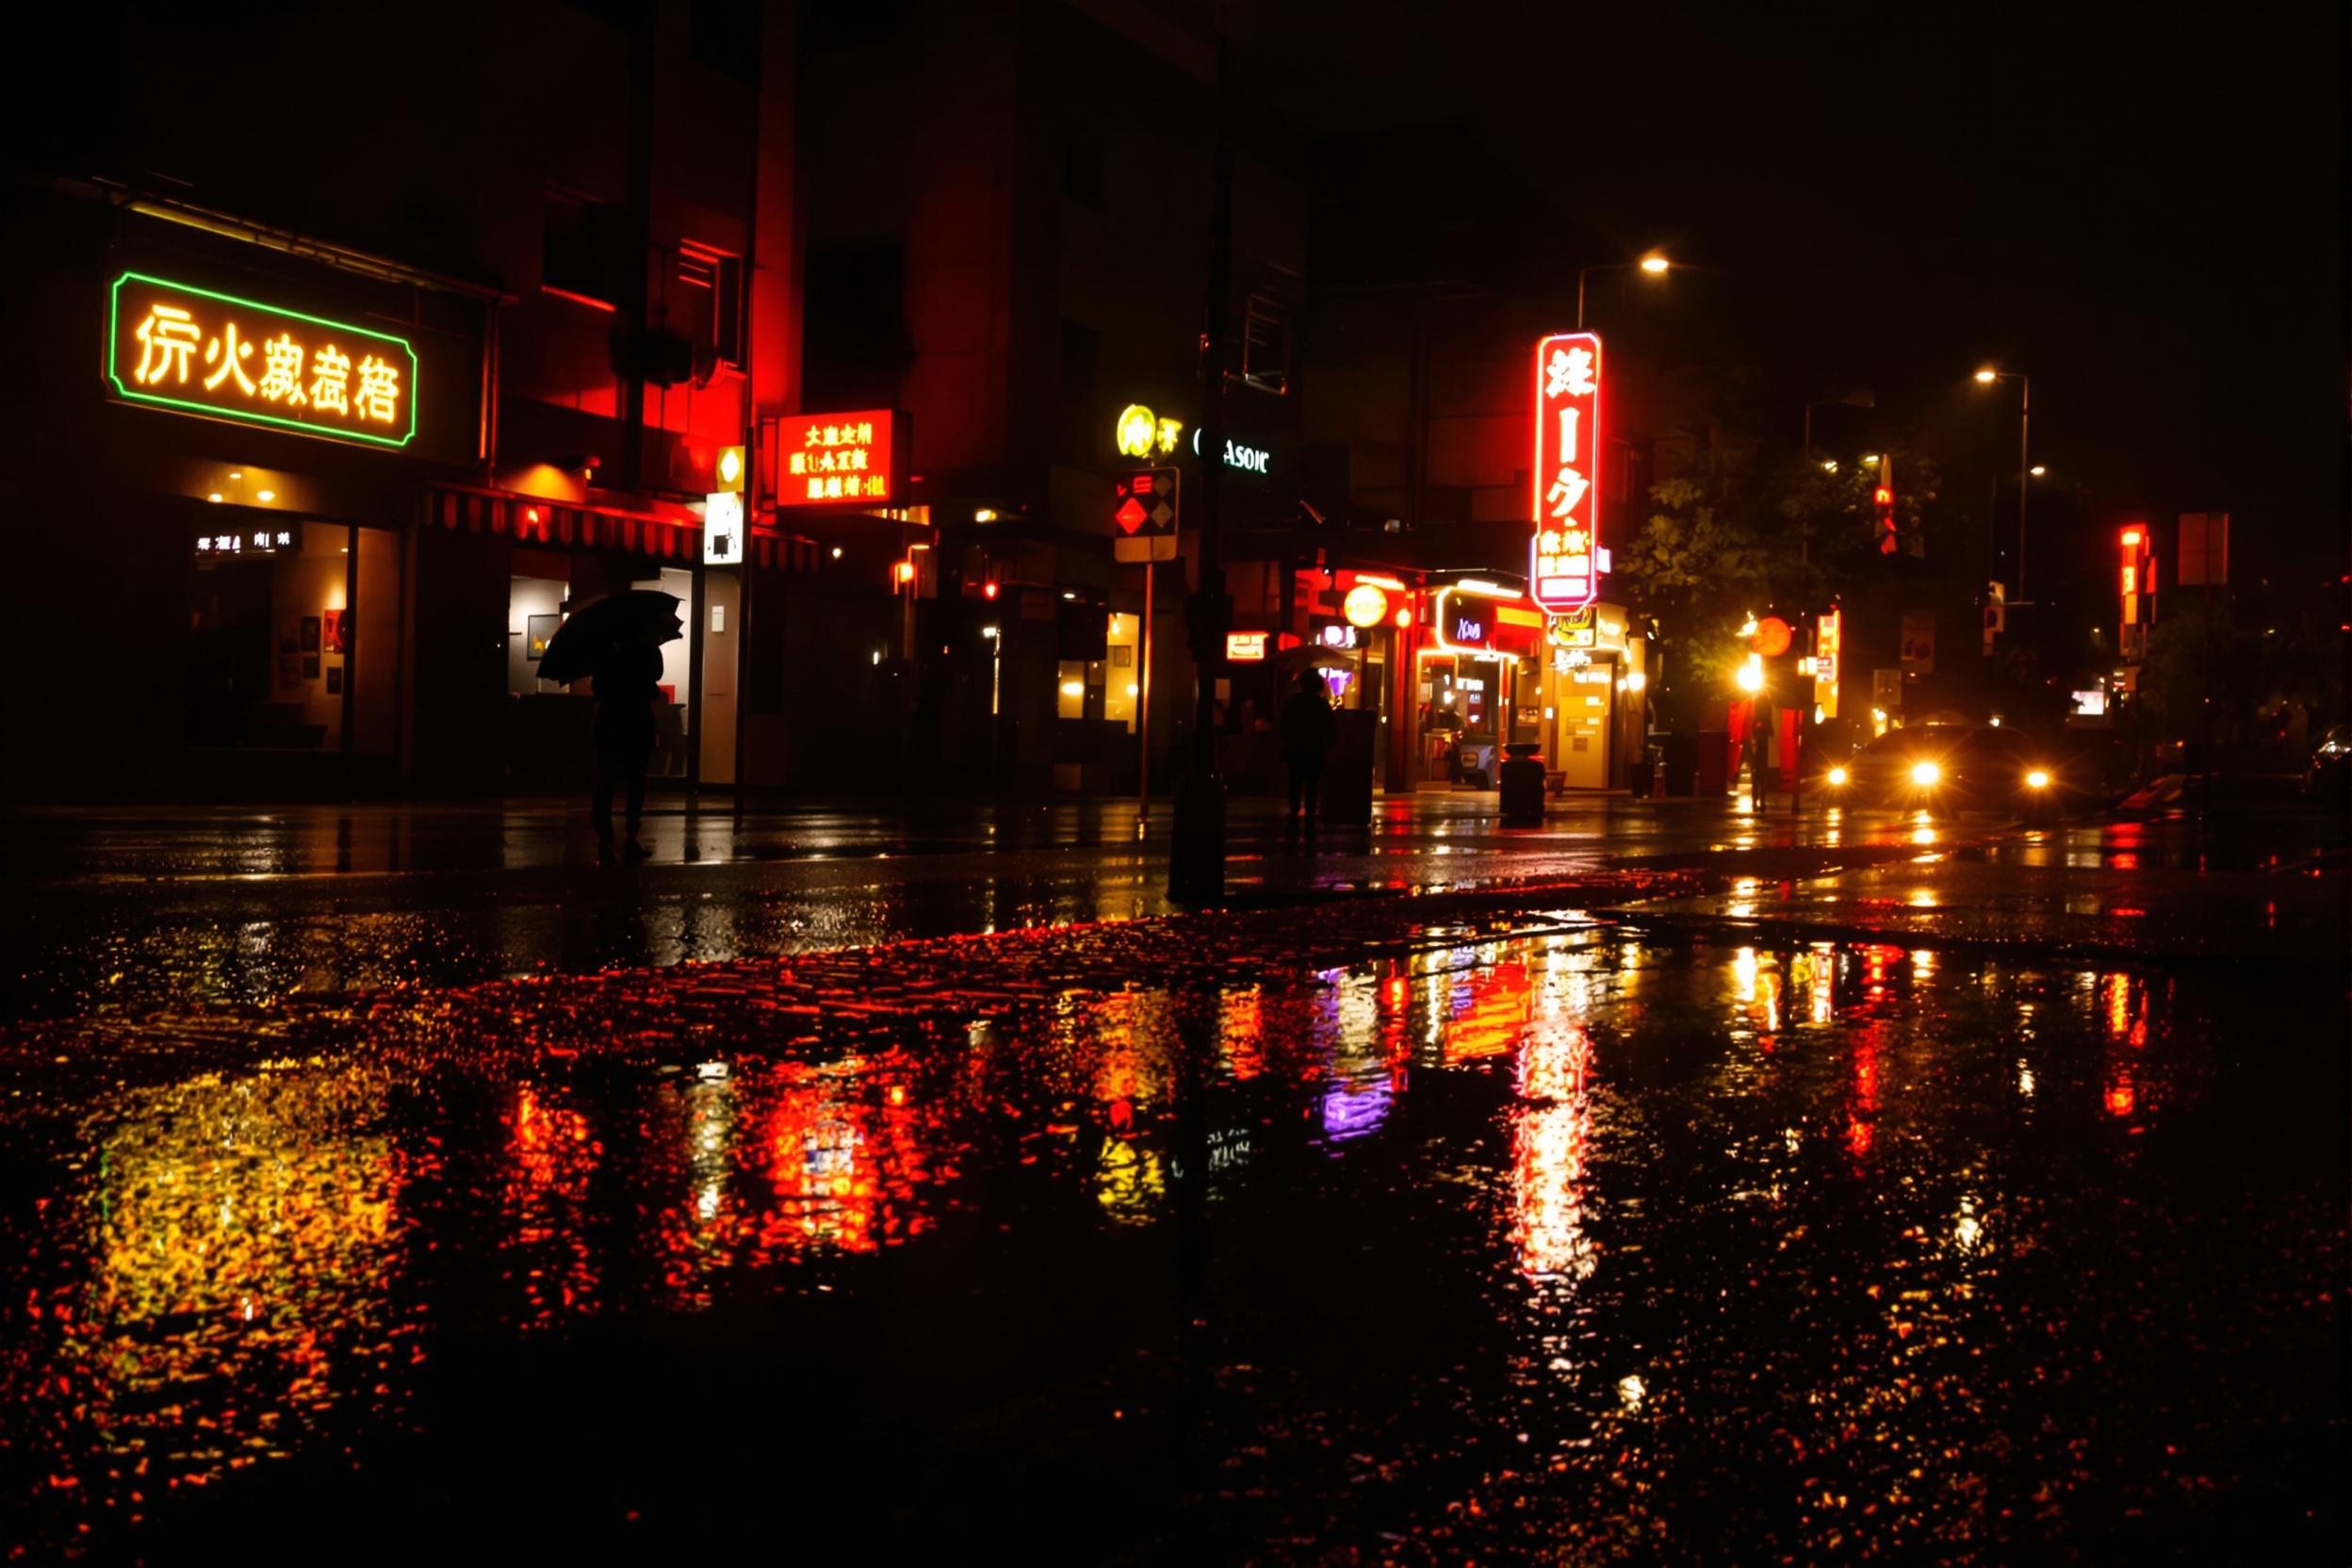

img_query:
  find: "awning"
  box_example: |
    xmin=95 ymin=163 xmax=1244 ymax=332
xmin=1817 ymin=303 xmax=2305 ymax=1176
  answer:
xmin=427 ymin=484 xmax=819 ymax=570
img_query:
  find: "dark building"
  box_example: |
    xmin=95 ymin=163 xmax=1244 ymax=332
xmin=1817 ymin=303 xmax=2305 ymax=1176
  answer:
xmin=5 ymin=0 xmax=801 ymax=801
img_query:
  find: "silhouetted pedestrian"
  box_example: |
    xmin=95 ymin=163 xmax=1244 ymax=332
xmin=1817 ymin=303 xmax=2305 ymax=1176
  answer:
xmin=591 ymin=636 xmax=663 ymax=860
xmin=1281 ymin=669 xmax=1337 ymax=827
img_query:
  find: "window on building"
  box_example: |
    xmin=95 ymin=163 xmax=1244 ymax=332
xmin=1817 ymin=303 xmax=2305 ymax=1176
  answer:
xmin=1238 ymin=292 xmax=1290 ymax=395
xmin=690 ymin=0 xmax=760 ymax=85
xmin=1063 ymin=138 xmax=1106 ymax=209
xmin=678 ymin=241 xmax=743 ymax=370
xmin=543 ymin=188 xmax=625 ymax=308
xmin=803 ymin=241 xmax=911 ymax=407
xmin=1058 ymin=322 xmax=1099 ymax=412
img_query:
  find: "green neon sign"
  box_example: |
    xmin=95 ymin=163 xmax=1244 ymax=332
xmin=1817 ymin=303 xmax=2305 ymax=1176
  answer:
xmin=106 ymin=271 xmax=419 ymax=449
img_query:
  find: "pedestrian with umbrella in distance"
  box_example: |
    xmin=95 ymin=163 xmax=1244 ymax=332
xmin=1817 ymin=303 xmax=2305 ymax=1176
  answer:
xmin=537 ymin=588 xmax=684 ymax=861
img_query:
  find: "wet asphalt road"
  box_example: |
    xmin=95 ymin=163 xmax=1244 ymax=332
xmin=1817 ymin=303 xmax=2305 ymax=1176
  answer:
xmin=0 ymin=796 xmax=2343 ymax=1560
xmin=0 ymin=794 xmax=1947 ymax=1020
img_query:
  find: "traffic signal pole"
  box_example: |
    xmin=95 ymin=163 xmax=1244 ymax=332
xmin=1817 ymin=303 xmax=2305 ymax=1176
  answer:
xmin=1168 ymin=127 xmax=1233 ymax=904
xmin=1168 ymin=22 xmax=1233 ymax=902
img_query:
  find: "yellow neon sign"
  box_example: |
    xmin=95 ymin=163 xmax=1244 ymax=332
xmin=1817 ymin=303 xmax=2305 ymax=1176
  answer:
xmin=107 ymin=272 xmax=416 ymax=448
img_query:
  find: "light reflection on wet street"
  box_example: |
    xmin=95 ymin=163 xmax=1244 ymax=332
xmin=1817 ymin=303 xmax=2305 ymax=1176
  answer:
xmin=1 ymin=895 xmax=2338 ymax=1559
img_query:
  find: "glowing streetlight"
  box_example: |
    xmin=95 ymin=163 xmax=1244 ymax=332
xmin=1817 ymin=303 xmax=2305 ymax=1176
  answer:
xmin=1736 ymin=657 xmax=1764 ymax=694
xmin=1577 ymin=252 xmax=1674 ymax=328
xmin=1973 ymin=367 xmax=2033 ymax=595
xmin=1821 ymin=460 xmax=1838 ymax=473
xmin=2029 ymin=465 xmax=2047 ymax=477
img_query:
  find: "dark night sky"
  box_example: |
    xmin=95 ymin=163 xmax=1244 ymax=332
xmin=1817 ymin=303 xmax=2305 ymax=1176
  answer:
xmin=1238 ymin=0 xmax=2344 ymax=587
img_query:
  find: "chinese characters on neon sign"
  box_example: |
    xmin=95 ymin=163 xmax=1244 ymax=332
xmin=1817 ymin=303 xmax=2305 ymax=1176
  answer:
xmin=194 ymin=529 xmax=294 ymax=557
xmin=1815 ymin=608 xmax=1841 ymax=719
xmin=108 ymin=273 xmax=416 ymax=448
xmin=1530 ymin=332 xmax=1603 ymax=613
xmin=779 ymin=409 xmax=897 ymax=506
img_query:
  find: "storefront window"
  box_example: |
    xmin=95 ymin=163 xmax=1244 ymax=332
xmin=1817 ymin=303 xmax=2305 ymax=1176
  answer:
xmin=1103 ymin=612 xmax=1140 ymax=730
xmin=508 ymin=552 xmax=695 ymax=779
xmin=188 ymin=517 xmax=395 ymax=753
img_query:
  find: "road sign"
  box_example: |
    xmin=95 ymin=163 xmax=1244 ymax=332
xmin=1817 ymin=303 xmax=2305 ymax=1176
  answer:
xmin=1113 ymin=467 xmax=1180 ymax=563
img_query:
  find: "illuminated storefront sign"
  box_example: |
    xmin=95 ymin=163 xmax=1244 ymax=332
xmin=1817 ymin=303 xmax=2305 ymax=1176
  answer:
xmin=1116 ymin=403 xmax=1184 ymax=459
xmin=194 ymin=527 xmax=294 ymax=557
xmin=1815 ymin=608 xmax=1841 ymax=718
xmin=715 ymin=445 xmax=745 ymax=492
xmin=1530 ymin=331 xmax=1603 ymax=612
xmin=108 ymin=272 xmax=417 ymax=448
xmin=1226 ymin=630 xmax=1268 ymax=662
xmin=780 ymin=409 xmax=898 ymax=506
xmin=704 ymin=491 xmax=743 ymax=565
xmin=1316 ymin=624 xmax=1360 ymax=649
xmin=1191 ymin=428 xmax=1272 ymax=475
xmin=1343 ymin=583 xmax=1389 ymax=628
xmin=1429 ymin=582 xmax=1539 ymax=658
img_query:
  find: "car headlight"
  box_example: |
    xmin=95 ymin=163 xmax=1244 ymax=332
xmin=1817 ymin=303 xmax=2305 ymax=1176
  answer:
xmin=1826 ymin=766 xmax=1849 ymax=787
xmin=1910 ymin=760 xmax=1940 ymax=786
xmin=2025 ymin=768 xmax=2051 ymax=790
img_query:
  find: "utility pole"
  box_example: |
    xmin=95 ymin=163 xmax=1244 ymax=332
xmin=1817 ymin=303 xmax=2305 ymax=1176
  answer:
xmin=1168 ymin=148 xmax=1232 ymax=901
xmin=1168 ymin=34 xmax=1233 ymax=904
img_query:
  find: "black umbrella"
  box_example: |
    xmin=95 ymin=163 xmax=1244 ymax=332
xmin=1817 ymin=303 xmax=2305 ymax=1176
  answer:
xmin=537 ymin=590 xmax=684 ymax=686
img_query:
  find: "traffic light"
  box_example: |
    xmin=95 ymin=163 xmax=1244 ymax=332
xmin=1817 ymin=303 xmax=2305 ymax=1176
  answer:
xmin=1874 ymin=471 xmax=1897 ymax=555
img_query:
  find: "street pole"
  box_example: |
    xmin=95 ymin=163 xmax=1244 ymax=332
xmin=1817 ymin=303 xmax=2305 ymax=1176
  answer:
xmin=1168 ymin=69 xmax=1233 ymax=904
xmin=2016 ymin=376 xmax=2031 ymax=600
xmin=1138 ymin=559 xmax=1153 ymax=832
xmin=1576 ymin=268 xmax=1588 ymax=332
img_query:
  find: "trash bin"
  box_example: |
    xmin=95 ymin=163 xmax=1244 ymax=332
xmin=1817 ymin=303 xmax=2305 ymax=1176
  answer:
xmin=1498 ymin=742 xmax=1546 ymax=823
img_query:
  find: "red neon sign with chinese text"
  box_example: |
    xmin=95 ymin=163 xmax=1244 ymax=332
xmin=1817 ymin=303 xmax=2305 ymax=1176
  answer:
xmin=1530 ymin=332 xmax=1603 ymax=612
xmin=780 ymin=409 xmax=898 ymax=507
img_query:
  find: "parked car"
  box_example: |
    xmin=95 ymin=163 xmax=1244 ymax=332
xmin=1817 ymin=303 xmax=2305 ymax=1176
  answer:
xmin=1817 ymin=723 xmax=2072 ymax=815
xmin=2306 ymin=725 xmax=2350 ymax=802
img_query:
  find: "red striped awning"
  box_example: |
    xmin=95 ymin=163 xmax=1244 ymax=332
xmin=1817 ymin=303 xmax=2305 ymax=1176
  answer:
xmin=427 ymin=484 xmax=816 ymax=570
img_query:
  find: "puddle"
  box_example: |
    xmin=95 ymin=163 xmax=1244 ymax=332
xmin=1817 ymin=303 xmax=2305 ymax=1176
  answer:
xmin=0 ymin=928 xmax=2338 ymax=1558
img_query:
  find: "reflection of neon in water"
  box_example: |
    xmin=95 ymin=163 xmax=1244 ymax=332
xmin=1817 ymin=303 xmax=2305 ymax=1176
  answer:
xmin=1320 ymin=1074 xmax=1393 ymax=1142
xmin=1511 ymin=1022 xmax=1595 ymax=1280
xmin=1444 ymin=960 xmax=1531 ymax=1063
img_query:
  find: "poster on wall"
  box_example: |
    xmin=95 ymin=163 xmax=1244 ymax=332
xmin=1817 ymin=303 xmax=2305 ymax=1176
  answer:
xmin=326 ymin=666 xmax=343 ymax=694
xmin=323 ymin=611 xmax=346 ymax=655
xmin=526 ymin=614 xmax=561 ymax=661
xmin=301 ymin=616 xmax=321 ymax=653
xmin=302 ymin=655 xmax=321 ymax=679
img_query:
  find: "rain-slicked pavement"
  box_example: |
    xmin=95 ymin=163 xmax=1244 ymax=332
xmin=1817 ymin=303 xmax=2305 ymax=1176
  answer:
xmin=0 ymin=795 xmax=1933 ymax=1019
xmin=0 ymin=798 xmax=2343 ymax=1560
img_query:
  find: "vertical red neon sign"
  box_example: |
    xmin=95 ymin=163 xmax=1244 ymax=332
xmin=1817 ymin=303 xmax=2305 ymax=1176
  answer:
xmin=1531 ymin=332 xmax=1603 ymax=613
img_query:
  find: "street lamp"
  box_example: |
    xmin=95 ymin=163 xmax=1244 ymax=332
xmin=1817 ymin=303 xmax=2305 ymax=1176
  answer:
xmin=1576 ymin=252 xmax=1671 ymax=329
xmin=1972 ymin=368 xmax=2031 ymax=596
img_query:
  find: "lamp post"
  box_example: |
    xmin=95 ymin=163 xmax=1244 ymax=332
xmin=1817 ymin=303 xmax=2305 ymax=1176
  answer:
xmin=1973 ymin=368 xmax=2031 ymax=598
xmin=1576 ymin=253 xmax=1670 ymax=330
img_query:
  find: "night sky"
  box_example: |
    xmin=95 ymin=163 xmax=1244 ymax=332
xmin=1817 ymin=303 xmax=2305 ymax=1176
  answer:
xmin=1242 ymin=0 xmax=2344 ymax=586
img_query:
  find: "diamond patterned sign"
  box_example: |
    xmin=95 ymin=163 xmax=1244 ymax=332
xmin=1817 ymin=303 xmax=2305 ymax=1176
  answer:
xmin=1113 ymin=467 xmax=1181 ymax=563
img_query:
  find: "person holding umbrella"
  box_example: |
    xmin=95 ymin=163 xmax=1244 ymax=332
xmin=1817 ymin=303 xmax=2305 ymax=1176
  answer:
xmin=1280 ymin=668 xmax=1337 ymax=833
xmin=536 ymin=588 xmax=685 ymax=862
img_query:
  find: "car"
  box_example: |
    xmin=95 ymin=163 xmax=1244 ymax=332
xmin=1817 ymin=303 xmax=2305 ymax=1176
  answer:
xmin=2307 ymin=725 xmax=2351 ymax=802
xmin=1817 ymin=723 xmax=2069 ymax=815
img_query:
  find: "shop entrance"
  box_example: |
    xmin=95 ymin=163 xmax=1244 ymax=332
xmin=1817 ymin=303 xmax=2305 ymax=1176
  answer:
xmin=187 ymin=517 xmax=399 ymax=756
xmin=507 ymin=551 xmax=696 ymax=788
xmin=1550 ymin=659 xmax=1613 ymax=790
